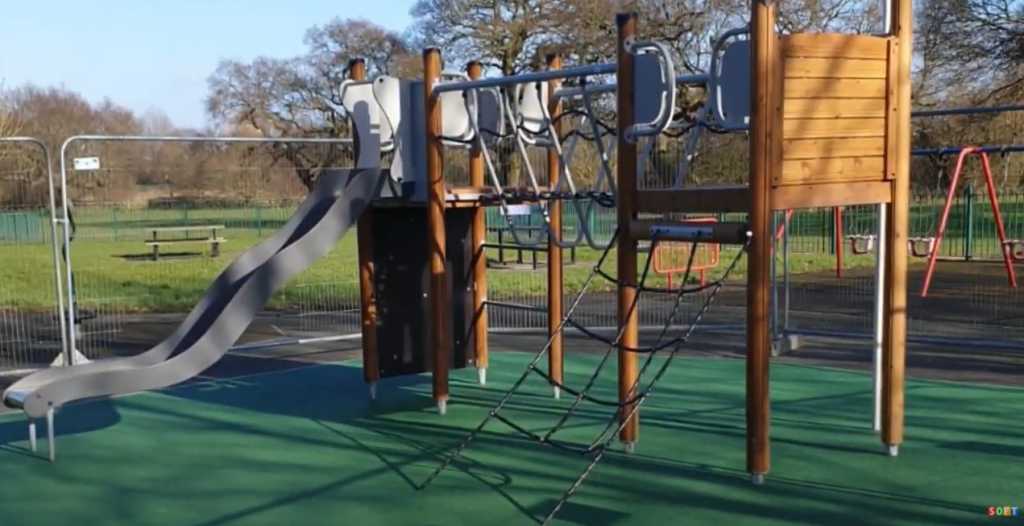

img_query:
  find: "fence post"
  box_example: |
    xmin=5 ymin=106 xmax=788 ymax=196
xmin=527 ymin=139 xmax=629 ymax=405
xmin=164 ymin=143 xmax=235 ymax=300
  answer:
xmin=255 ymin=205 xmax=263 ymax=237
xmin=828 ymin=208 xmax=837 ymax=254
xmin=963 ymin=185 xmax=975 ymax=261
xmin=113 ymin=207 xmax=120 ymax=242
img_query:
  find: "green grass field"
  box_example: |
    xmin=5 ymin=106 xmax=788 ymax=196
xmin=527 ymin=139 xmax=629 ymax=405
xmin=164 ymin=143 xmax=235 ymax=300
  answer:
xmin=0 ymin=197 xmax=1017 ymax=313
xmin=0 ymin=232 xmax=868 ymax=313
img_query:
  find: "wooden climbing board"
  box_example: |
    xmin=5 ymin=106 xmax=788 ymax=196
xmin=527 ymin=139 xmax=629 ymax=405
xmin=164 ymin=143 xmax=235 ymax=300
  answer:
xmin=770 ymin=32 xmax=898 ymax=209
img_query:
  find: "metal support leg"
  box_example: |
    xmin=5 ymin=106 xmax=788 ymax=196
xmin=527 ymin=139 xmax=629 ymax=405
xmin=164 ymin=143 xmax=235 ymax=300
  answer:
xmin=437 ymin=399 xmax=447 ymax=415
xmin=28 ymin=419 xmax=37 ymax=453
xmin=368 ymin=382 xmax=377 ymax=400
xmin=477 ymin=367 xmax=486 ymax=386
xmin=46 ymin=409 xmax=55 ymax=462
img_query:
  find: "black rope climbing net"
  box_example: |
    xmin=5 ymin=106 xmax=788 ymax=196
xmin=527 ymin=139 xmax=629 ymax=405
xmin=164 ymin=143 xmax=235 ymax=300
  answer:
xmin=417 ymin=225 xmax=751 ymax=525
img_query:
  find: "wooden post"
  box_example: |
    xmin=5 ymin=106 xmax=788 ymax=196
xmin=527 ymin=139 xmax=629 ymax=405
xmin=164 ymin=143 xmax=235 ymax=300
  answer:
xmin=881 ymin=0 xmax=912 ymax=455
xmin=423 ymin=48 xmax=450 ymax=414
xmin=746 ymin=0 xmax=776 ymax=484
xmin=468 ymin=60 xmax=489 ymax=385
xmin=546 ymin=53 xmax=565 ymax=399
xmin=351 ymin=58 xmax=380 ymax=398
xmin=615 ymin=12 xmax=640 ymax=449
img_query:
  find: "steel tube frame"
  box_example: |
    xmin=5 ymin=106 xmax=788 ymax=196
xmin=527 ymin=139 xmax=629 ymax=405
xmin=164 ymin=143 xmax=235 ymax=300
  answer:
xmin=431 ymin=63 xmax=617 ymax=95
xmin=230 ymin=333 xmax=361 ymax=354
xmin=553 ymin=73 xmax=710 ymax=100
xmin=912 ymin=144 xmax=1024 ymax=156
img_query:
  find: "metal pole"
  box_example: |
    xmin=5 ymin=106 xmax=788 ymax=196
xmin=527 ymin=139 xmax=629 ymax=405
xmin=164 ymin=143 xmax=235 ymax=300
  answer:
xmin=770 ymin=212 xmax=779 ymax=339
xmin=913 ymin=144 xmax=1024 ymax=156
xmin=553 ymin=73 xmax=710 ymax=100
xmin=872 ymin=203 xmax=887 ymax=432
xmin=782 ymin=212 xmax=791 ymax=333
xmin=432 ymin=63 xmax=617 ymax=95
xmin=873 ymin=0 xmax=891 ymax=435
xmin=912 ymin=105 xmax=1024 ymax=118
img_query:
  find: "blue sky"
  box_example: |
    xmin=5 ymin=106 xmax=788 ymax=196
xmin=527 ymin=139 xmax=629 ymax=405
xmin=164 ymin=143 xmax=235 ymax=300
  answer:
xmin=0 ymin=0 xmax=415 ymax=129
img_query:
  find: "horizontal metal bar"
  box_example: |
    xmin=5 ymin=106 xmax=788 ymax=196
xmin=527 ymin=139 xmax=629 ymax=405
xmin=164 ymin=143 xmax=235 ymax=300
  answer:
xmin=230 ymin=333 xmax=361 ymax=353
xmin=62 ymin=135 xmax=353 ymax=145
xmin=912 ymin=104 xmax=1024 ymax=118
xmin=483 ymin=300 xmax=547 ymax=313
xmin=487 ymin=323 xmax=746 ymax=335
xmin=481 ymin=242 xmax=545 ymax=251
xmin=433 ymin=63 xmax=617 ymax=95
xmin=786 ymin=328 xmax=1024 ymax=352
xmin=676 ymin=73 xmax=710 ymax=85
xmin=554 ymin=72 xmax=709 ymax=100
xmin=912 ymin=144 xmax=1024 ymax=156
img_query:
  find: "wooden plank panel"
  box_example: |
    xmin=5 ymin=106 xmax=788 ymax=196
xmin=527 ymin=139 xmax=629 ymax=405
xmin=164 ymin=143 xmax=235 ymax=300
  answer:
xmin=784 ymin=78 xmax=886 ymax=99
xmin=778 ymin=155 xmax=885 ymax=185
xmin=781 ymin=33 xmax=890 ymax=60
xmin=771 ymin=181 xmax=892 ymax=209
xmin=784 ymin=98 xmax=886 ymax=119
xmin=782 ymin=137 xmax=886 ymax=160
xmin=784 ymin=98 xmax=885 ymax=120
xmin=783 ymin=57 xmax=887 ymax=79
xmin=782 ymin=118 xmax=886 ymax=139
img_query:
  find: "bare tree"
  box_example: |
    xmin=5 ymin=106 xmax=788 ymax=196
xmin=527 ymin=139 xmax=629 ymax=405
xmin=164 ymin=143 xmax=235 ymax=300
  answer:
xmin=205 ymin=18 xmax=411 ymax=191
xmin=0 ymin=81 xmax=23 ymax=167
xmin=916 ymin=0 xmax=1024 ymax=101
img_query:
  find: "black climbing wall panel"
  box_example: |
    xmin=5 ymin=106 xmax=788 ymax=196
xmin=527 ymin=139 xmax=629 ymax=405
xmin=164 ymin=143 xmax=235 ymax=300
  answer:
xmin=370 ymin=206 xmax=475 ymax=380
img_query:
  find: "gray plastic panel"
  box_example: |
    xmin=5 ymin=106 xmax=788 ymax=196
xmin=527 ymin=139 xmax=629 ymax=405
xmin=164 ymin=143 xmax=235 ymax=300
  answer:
xmin=4 ymin=167 xmax=384 ymax=418
xmin=714 ymin=39 xmax=751 ymax=126
xmin=372 ymin=76 xmax=403 ymax=148
xmin=341 ymin=79 xmax=392 ymax=150
xmin=514 ymin=82 xmax=548 ymax=145
xmin=476 ymin=88 xmax=504 ymax=145
xmin=396 ymin=79 xmax=427 ymax=202
xmin=634 ymin=53 xmax=669 ymax=126
xmin=438 ymin=83 xmax=474 ymax=146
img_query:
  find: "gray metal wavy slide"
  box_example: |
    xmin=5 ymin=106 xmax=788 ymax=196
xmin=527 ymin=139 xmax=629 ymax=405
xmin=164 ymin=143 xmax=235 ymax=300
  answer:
xmin=3 ymin=166 xmax=384 ymax=457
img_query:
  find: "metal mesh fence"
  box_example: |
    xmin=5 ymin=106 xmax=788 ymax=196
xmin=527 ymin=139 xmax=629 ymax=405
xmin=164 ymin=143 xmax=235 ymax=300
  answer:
xmin=3 ymin=130 xmax=1023 ymax=376
xmin=56 ymin=138 xmax=363 ymax=363
xmin=0 ymin=138 xmax=64 ymax=375
xmin=480 ymin=137 xmax=1024 ymax=352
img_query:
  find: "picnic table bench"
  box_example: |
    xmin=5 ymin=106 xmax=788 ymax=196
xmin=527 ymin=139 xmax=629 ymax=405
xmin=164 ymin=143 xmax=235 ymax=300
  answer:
xmin=144 ymin=225 xmax=226 ymax=260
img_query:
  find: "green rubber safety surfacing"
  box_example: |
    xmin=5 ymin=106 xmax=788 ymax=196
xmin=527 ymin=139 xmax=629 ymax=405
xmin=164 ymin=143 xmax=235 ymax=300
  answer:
xmin=0 ymin=353 xmax=1020 ymax=526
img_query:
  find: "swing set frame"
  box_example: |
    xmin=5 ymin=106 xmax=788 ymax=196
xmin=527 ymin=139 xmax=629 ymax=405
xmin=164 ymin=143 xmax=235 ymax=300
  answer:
xmin=920 ymin=147 xmax=1020 ymax=297
xmin=843 ymin=147 xmax=1022 ymax=297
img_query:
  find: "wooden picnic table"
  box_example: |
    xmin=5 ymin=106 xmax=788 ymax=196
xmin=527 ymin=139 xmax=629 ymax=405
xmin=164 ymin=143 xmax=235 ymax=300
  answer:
xmin=144 ymin=225 xmax=226 ymax=260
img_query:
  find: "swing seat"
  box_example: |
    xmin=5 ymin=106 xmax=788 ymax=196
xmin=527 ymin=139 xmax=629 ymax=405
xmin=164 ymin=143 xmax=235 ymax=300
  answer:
xmin=1003 ymin=240 xmax=1024 ymax=262
xmin=908 ymin=237 xmax=936 ymax=258
xmin=846 ymin=234 xmax=876 ymax=255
